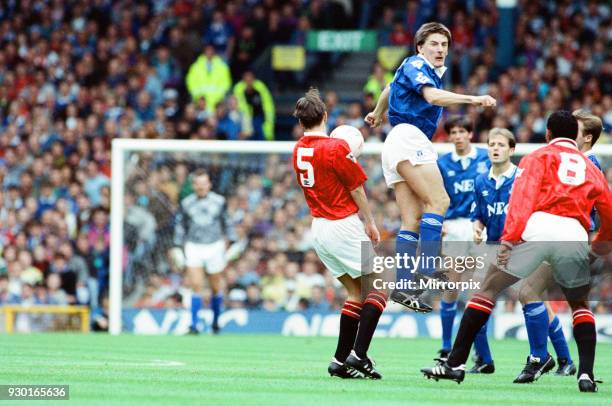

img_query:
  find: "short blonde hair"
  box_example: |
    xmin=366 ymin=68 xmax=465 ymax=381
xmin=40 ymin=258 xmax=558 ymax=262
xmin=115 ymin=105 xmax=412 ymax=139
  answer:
xmin=572 ymin=109 xmax=603 ymax=145
xmin=487 ymin=128 xmax=516 ymax=148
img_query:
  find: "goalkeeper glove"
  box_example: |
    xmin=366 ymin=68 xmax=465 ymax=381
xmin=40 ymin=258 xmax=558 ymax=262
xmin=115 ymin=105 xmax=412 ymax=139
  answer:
xmin=169 ymin=247 xmax=186 ymax=270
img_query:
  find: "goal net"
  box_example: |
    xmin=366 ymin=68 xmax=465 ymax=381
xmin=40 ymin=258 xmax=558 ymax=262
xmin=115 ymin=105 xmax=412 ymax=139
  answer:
xmin=109 ymin=139 xmax=612 ymax=334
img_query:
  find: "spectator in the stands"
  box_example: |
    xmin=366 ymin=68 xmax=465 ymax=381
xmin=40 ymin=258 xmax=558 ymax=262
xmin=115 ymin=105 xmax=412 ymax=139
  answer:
xmin=186 ymin=45 xmax=232 ymax=111
xmin=204 ymin=10 xmax=235 ymax=61
xmin=233 ymin=71 xmax=275 ymax=140
xmin=363 ymin=62 xmax=393 ymax=100
xmin=390 ymin=18 xmax=411 ymax=46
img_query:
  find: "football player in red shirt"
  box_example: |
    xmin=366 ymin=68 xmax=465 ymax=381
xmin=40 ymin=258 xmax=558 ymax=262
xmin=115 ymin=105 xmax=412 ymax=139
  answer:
xmin=292 ymin=89 xmax=385 ymax=379
xmin=513 ymin=110 xmax=607 ymax=381
xmin=422 ymin=111 xmax=611 ymax=392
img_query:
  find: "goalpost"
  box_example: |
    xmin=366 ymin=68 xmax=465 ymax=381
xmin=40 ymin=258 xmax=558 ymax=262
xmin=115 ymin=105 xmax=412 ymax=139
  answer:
xmin=109 ymin=139 xmax=612 ymax=335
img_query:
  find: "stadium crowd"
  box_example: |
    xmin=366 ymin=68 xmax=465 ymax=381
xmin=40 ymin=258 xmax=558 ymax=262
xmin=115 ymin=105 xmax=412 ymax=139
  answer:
xmin=0 ymin=1 xmax=610 ymax=317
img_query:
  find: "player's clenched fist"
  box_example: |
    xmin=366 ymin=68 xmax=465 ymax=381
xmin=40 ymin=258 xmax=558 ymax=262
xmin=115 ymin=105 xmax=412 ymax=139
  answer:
xmin=364 ymin=112 xmax=383 ymax=128
xmin=496 ymin=242 xmax=512 ymax=267
xmin=472 ymin=220 xmax=484 ymax=244
xmin=472 ymin=95 xmax=496 ymax=107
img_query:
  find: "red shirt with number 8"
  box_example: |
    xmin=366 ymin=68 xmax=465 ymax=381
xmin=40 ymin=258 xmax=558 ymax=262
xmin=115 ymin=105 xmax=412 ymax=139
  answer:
xmin=501 ymin=138 xmax=612 ymax=243
xmin=293 ymin=132 xmax=367 ymax=220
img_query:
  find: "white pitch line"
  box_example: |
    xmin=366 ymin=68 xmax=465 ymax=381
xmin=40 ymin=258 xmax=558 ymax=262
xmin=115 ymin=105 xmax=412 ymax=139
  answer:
xmin=149 ymin=359 xmax=186 ymax=367
xmin=48 ymin=359 xmax=186 ymax=368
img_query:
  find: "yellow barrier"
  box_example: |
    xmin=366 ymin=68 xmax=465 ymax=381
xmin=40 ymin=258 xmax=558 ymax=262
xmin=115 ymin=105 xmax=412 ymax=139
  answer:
xmin=2 ymin=305 xmax=90 ymax=333
xmin=271 ymin=46 xmax=305 ymax=71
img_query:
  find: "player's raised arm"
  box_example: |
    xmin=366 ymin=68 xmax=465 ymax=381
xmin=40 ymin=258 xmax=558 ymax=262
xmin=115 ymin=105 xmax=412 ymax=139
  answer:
xmin=500 ymin=155 xmax=545 ymax=243
xmin=422 ymin=87 xmax=496 ymax=108
xmin=364 ymin=85 xmax=390 ymax=128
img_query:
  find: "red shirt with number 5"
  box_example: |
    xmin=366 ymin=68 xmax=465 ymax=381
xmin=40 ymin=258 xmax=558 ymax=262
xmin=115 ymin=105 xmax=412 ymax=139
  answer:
xmin=501 ymin=138 xmax=612 ymax=243
xmin=293 ymin=132 xmax=367 ymax=220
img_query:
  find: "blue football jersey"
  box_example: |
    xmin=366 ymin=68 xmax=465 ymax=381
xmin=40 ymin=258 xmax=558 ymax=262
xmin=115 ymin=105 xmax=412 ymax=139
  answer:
xmin=438 ymin=147 xmax=490 ymax=219
xmin=585 ymin=150 xmax=603 ymax=171
xmin=585 ymin=150 xmax=603 ymax=231
xmin=470 ymin=165 xmax=518 ymax=242
xmin=388 ymin=55 xmax=447 ymax=139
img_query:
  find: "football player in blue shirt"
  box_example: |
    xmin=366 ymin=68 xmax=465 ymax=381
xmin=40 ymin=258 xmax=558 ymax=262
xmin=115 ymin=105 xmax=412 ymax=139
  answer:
xmin=365 ymin=22 xmax=496 ymax=312
xmin=574 ymin=110 xmax=604 ymax=172
xmin=436 ymin=116 xmax=490 ymax=363
xmin=471 ymin=129 xmax=518 ymax=243
xmin=574 ymin=110 xmax=604 ymax=233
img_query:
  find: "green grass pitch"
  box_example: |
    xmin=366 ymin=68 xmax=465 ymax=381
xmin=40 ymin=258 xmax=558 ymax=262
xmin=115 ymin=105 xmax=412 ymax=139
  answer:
xmin=1 ymin=334 xmax=610 ymax=405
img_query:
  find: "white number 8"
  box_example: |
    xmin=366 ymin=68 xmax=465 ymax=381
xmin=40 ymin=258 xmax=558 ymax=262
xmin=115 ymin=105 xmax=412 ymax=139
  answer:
xmin=557 ymin=152 xmax=586 ymax=186
xmin=297 ymin=147 xmax=315 ymax=188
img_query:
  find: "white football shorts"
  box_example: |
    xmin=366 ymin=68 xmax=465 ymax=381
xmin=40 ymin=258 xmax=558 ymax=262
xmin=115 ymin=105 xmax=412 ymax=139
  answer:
xmin=184 ymin=240 xmax=227 ymax=274
xmin=311 ymin=214 xmax=376 ymax=279
xmin=382 ymin=123 xmax=438 ymax=188
xmin=504 ymin=212 xmax=589 ymax=288
xmin=442 ymin=217 xmax=477 ymax=258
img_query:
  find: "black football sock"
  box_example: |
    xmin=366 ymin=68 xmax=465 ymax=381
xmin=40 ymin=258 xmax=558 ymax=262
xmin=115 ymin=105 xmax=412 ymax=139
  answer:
xmin=353 ymin=291 xmax=387 ymax=359
xmin=334 ymin=300 xmax=362 ymax=362
xmin=447 ymin=294 xmax=494 ymax=368
xmin=572 ymin=308 xmax=596 ymax=380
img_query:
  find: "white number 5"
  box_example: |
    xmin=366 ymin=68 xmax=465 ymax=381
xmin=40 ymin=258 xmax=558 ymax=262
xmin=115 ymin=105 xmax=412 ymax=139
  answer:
xmin=557 ymin=152 xmax=586 ymax=186
xmin=297 ymin=147 xmax=315 ymax=187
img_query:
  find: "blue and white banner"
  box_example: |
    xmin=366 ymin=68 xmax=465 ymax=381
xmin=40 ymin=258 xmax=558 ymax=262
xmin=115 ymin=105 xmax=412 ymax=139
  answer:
xmin=122 ymin=309 xmax=612 ymax=341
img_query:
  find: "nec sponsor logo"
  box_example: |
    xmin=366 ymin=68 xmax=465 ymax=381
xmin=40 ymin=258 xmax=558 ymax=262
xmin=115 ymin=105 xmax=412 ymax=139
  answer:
xmin=487 ymin=202 xmax=508 ymax=216
xmin=453 ymin=179 xmax=474 ymax=194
